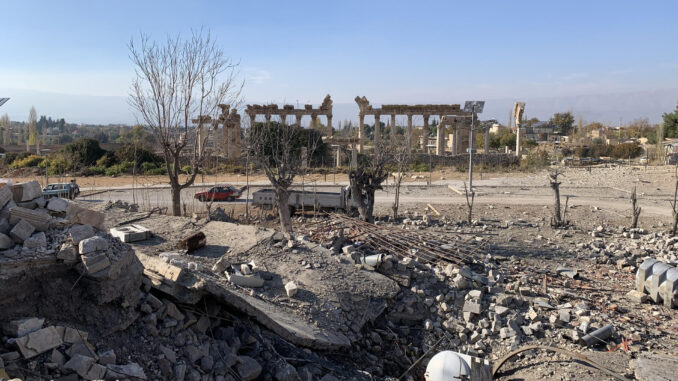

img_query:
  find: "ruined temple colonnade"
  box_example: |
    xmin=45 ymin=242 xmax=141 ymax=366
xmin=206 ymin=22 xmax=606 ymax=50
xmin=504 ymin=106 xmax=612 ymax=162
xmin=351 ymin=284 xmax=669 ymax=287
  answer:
xmin=355 ymin=96 xmax=473 ymax=154
xmin=245 ymin=95 xmax=333 ymax=136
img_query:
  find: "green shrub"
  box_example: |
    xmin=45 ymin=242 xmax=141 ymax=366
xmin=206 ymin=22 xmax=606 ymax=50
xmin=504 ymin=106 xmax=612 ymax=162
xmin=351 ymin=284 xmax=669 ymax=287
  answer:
xmin=147 ymin=167 xmax=167 ymax=175
xmin=181 ymin=165 xmax=192 ymax=174
xmin=62 ymin=138 xmax=106 ymax=167
xmin=11 ymin=155 xmax=45 ymax=169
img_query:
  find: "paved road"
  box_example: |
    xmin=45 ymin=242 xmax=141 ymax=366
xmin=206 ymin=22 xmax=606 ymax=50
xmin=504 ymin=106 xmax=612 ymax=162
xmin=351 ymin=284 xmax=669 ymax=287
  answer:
xmin=77 ymin=180 xmax=674 ymax=217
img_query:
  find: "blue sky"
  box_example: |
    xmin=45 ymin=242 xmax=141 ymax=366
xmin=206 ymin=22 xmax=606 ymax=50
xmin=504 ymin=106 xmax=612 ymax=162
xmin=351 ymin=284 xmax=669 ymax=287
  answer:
xmin=1 ymin=0 xmax=678 ymax=123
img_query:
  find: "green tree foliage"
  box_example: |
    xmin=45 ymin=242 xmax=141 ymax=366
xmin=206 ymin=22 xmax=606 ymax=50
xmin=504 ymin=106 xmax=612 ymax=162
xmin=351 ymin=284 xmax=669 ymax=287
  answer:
xmin=552 ymin=112 xmax=575 ymax=135
xmin=574 ymin=143 xmax=643 ymax=159
xmin=662 ymin=105 xmax=678 ymax=139
xmin=62 ymin=138 xmax=106 ymax=168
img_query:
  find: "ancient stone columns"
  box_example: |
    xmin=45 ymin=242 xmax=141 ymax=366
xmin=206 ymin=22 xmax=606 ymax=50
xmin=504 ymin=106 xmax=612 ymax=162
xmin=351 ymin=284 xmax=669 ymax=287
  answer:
xmin=513 ymin=102 xmax=525 ymax=157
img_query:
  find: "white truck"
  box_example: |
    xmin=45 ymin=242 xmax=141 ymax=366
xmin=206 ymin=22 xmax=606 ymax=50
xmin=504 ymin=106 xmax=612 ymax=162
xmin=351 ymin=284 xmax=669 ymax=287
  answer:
xmin=252 ymin=186 xmax=360 ymax=215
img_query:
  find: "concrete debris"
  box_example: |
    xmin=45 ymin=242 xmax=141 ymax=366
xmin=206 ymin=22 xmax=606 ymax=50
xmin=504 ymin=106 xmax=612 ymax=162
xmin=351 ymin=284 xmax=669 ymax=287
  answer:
xmin=69 ymin=224 xmax=95 ymax=244
xmin=110 ymin=224 xmax=151 ymax=243
xmin=66 ymin=202 xmax=105 ymax=229
xmin=106 ymin=362 xmax=147 ymax=380
xmin=81 ymin=251 xmax=112 ymax=274
xmin=46 ymin=197 xmax=69 ymax=213
xmin=177 ymin=231 xmax=206 ymax=252
xmin=9 ymin=218 xmax=35 ymax=243
xmin=633 ymin=353 xmax=678 ymax=381
xmin=636 ymin=258 xmax=678 ymax=307
xmin=226 ymin=272 xmax=265 ymax=288
xmin=2 ymin=317 xmax=44 ymax=337
xmin=237 ymin=356 xmax=263 ymax=381
xmin=0 ymin=232 xmax=13 ymax=249
xmin=23 ymin=231 xmax=46 ymax=249
xmin=78 ymin=236 xmax=109 ymax=254
xmin=63 ymin=354 xmax=95 ymax=378
xmin=285 ymin=281 xmax=299 ymax=297
xmin=15 ymin=326 xmax=64 ymax=359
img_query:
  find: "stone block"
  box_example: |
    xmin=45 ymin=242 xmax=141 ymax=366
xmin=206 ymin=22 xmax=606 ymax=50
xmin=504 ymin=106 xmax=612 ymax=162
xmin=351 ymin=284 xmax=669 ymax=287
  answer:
xmin=78 ymin=236 xmax=109 ymax=254
xmin=16 ymin=200 xmax=38 ymax=209
xmin=98 ymin=349 xmax=116 ymax=365
xmin=10 ymin=181 xmax=42 ymax=202
xmin=2 ymin=317 xmax=44 ymax=337
xmin=9 ymin=219 xmax=35 ymax=243
xmin=285 ymin=281 xmax=298 ymax=297
xmin=56 ymin=243 xmax=78 ymax=262
xmin=0 ymin=233 xmax=13 ymax=249
xmin=226 ymin=273 xmax=264 ymax=288
xmin=9 ymin=206 xmax=51 ymax=231
xmin=47 ymin=197 xmax=68 ymax=213
xmin=63 ymin=354 xmax=95 ymax=378
xmin=85 ymin=363 xmax=107 ymax=380
xmin=212 ymin=257 xmax=230 ymax=273
xmin=626 ymin=290 xmax=648 ymax=304
xmin=24 ymin=232 xmax=47 ymax=249
xmin=34 ymin=196 xmax=46 ymax=208
xmin=81 ymin=252 xmax=111 ymax=274
xmin=69 ymin=224 xmax=95 ymax=244
xmin=0 ymin=186 xmax=12 ymax=209
xmin=462 ymin=300 xmax=482 ymax=315
xmin=106 ymin=363 xmax=147 ymax=380
xmin=237 ymin=356 xmax=262 ymax=381
xmin=15 ymin=326 xmax=63 ymax=359
xmin=0 ymin=218 xmax=10 ymax=234
xmin=63 ymin=327 xmax=89 ymax=344
xmin=66 ymin=202 xmax=105 ymax=230
xmin=110 ymin=224 xmax=151 ymax=243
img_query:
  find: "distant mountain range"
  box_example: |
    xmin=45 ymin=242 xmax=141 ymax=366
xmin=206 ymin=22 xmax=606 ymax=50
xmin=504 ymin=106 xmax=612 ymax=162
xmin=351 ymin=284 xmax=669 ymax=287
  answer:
xmin=1 ymin=87 xmax=676 ymax=126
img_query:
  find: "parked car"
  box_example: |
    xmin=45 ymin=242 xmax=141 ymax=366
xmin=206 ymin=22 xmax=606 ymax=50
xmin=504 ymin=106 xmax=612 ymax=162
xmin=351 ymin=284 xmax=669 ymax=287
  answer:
xmin=43 ymin=181 xmax=80 ymax=200
xmin=194 ymin=185 xmax=246 ymax=202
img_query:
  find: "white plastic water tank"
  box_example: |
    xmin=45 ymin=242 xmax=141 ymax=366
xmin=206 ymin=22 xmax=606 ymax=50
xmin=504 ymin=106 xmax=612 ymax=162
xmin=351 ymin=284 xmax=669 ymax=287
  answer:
xmin=424 ymin=351 xmax=471 ymax=381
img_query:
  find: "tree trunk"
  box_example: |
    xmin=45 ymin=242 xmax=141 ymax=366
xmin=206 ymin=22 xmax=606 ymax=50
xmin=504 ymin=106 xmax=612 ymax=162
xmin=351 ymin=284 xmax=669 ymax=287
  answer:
xmin=350 ymin=180 xmax=369 ymax=222
xmin=392 ymin=176 xmax=402 ymax=220
xmin=276 ymin=188 xmax=293 ymax=232
xmin=171 ymin=185 xmax=182 ymax=216
xmin=365 ymin=189 xmax=376 ymax=223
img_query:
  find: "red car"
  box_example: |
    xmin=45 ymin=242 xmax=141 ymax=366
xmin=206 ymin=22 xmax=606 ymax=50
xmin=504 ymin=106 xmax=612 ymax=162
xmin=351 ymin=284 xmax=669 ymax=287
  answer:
xmin=194 ymin=185 xmax=245 ymax=202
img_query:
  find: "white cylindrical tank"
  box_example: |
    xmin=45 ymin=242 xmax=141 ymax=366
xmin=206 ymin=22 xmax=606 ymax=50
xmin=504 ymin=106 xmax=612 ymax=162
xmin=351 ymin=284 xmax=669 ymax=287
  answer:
xmin=425 ymin=351 xmax=471 ymax=381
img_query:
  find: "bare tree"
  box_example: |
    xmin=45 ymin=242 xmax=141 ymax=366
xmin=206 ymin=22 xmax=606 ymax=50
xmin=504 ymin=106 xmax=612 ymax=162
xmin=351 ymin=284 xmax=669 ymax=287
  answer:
xmin=630 ymin=186 xmax=642 ymax=229
xmin=549 ymin=169 xmax=569 ymax=227
xmin=248 ymin=118 xmax=321 ymax=232
xmin=463 ymin=182 xmax=475 ymax=224
xmin=27 ymin=106 xmax=37 ymax=152
xmin=390 ymin=129 xmax=411 ymax=220
xmin=349 ymin=140 xmax=391 ymax=223
xmin=128 ymin=30 xmax=242 ymax=216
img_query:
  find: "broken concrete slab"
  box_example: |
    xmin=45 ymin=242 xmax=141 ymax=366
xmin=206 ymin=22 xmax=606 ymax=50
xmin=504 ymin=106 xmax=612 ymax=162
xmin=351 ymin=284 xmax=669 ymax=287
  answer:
xmin=62 ymin=327 xmax=89 ymax=344
xmin=69 ymin=224 xmax=95 ymax=244
xmin=110 ymin=224 xmax=151 ymax=243
xmin=9 ymin=219 xmax=35 ymax=243
xmin=556 ymin=266 xmax=578 ymax=279
xmin=633 ymin=353 xmax=678 ymax=381
xmin=9 ymin=206 xmax=51 ymax=231
xmin=56 ymin=243 xmax=78 ymax=262
xmin=2 ymin=317 xmax=44 ymax=337
xmin=15 ymin=326 xmax=63 ymax=359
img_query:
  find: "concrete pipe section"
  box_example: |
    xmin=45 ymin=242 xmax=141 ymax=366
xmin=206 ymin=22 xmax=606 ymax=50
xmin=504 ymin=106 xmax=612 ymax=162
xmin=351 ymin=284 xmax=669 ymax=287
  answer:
xmin=636 ymin=258 xmax=678 ymax=307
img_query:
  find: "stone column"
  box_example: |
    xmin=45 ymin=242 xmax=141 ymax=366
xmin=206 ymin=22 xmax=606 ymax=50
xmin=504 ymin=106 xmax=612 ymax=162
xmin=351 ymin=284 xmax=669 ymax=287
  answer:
xmin=296 ymin=114 xmax=302 ymax=127
xmin=249 ymin=114 xmax=256 ymax=128
xmin=374 ymin=113 xmax=381 ymax=153
xmin=407 ymin=113 xmax=413 ymax=153
xmin=423 ymin=114 xmax=430 ymax=152
xmin=436 ymin=115 xmax=445 ymax=155
xmin=311 ymin=114 xmax=318 ymax=130
xmin=452 ymin=125 xmax=459 ymax=155
xmin=351 ymin=143 xmax=357 ymax=168
xmin=335 ymin=147 xmax=342 ymax=167
xmin=515 ymin=123 xmax=521 ymax=157
xmin=280 ymin=113 xmax=286 ymax=125
xmin=358 ymin=113 xmax=365 ymax=153
xmin=390 ymin=114 xmax=396 ymax=139
xmin=484 ymin=127 xmax=490 ymax=154
xmin=265 ymin=114 xmax=271 ymax=124
xmin=327 ymin=114 xmax=333 ymax=137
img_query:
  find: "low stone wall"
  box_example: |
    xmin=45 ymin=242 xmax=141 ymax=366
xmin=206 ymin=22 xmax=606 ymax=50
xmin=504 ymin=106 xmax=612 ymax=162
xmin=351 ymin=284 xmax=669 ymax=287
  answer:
xmin=412 ymin=153 xmax=519 ymax=168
